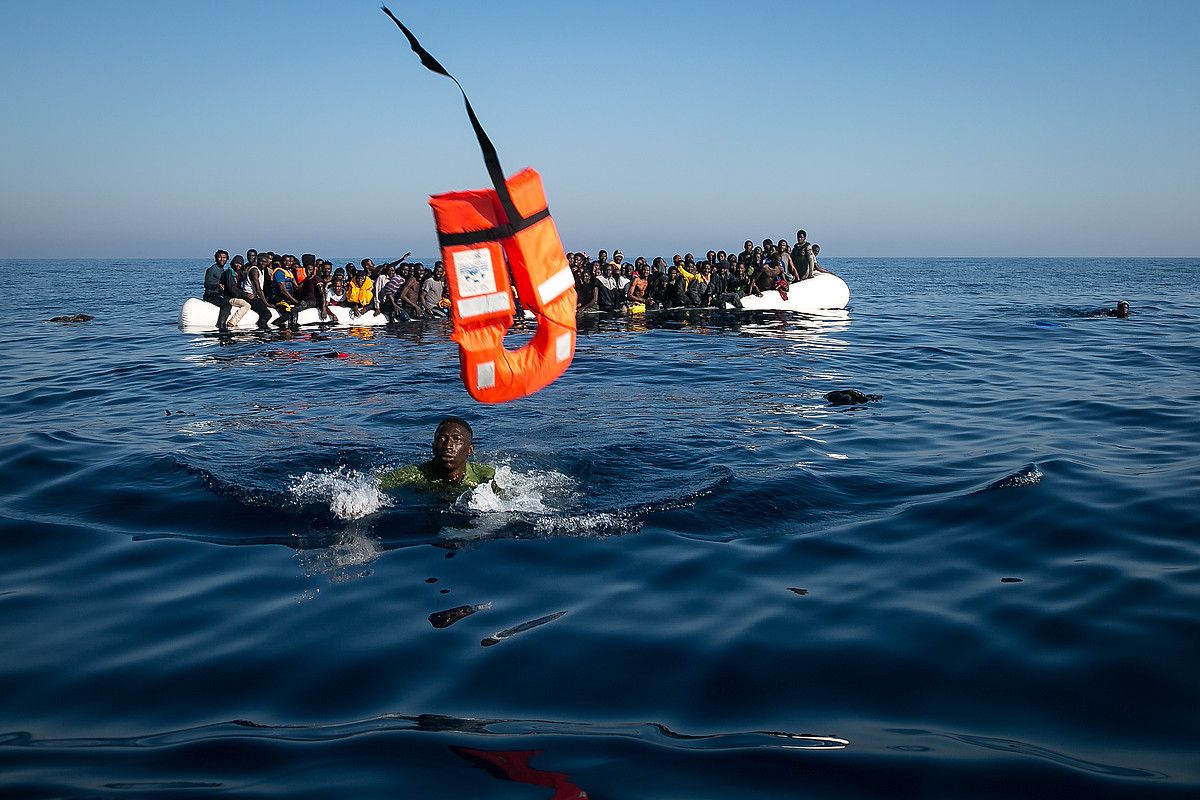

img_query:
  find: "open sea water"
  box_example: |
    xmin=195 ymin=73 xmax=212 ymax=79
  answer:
xmin=0 ymin=257 xmax=1197 ymax=799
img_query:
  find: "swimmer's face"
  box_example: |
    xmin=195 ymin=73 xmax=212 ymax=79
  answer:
xmin=433 ymin=422 xmax=474 ymax=471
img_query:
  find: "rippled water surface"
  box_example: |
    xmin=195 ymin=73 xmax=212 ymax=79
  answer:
xmin=1 ymin=258 xmax=1197 ymax=798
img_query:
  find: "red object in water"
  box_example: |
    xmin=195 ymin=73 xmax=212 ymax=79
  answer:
xmin=452 ymin=747 xmax=588 ymax=799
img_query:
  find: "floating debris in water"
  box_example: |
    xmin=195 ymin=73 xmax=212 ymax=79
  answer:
xmin=429 ymin=603 xmax=491 ymax=629
xmin=788 ymin=587 xmax=810 ymax=596
xmin=425 ymin=577 xmax=438 ymax=584
xmin=1001 ymin=577 xmax=1024 ymax=583
xmin=481 ymin=610 xmax=568 ymax=647
xmin=825 ymin=389 xmax=882 ymax=405
xmin=49 ymin=313 xmax=94 ymax=323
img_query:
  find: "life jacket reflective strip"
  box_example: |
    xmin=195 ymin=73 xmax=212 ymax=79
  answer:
xmin=431 ymin=168 xmax=575 ymax=403
xmin=384 ymin=6 xmax=577 ymax=404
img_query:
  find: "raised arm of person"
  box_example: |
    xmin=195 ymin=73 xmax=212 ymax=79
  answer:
xmin=381 ymin=251 xmax=413 ymax=270
xmin=677 ymin=262 xmax=699 ymax=285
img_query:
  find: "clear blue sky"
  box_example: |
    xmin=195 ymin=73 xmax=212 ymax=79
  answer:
xmin=1 ymin=1 xmax=1197 ymax=258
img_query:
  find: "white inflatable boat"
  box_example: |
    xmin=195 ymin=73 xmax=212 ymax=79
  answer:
xmin=179 ymin=272 xmax=849 ymax=331
xmin=179 ymin=298 xmax=395 ymax=332
xmin=733 ymin=272 xmax=850 ymax=312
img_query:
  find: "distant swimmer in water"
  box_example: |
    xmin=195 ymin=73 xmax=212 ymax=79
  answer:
xmin=1105 ymin=300 xmax=1130 ymax=318
xmin=378 ymin=416 xmax=498 ymax=492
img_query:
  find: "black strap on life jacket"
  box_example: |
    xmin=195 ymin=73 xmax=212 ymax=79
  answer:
xmin=381 ymin=7 xmax=551 ymax=247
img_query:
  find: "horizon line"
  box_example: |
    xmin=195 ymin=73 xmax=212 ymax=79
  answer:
xmin=2 ymin=254 xmax=1198 ymax=261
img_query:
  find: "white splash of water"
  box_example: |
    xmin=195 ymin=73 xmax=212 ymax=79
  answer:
xmin=531 ymin=511 xmax=641 ymax=537
xmin=448 ymin=464 xmax=643 ymax=539
xmin=290 ymin=467 xmax=392 ymax=519
xmin=462 ymin=464 xmax=577 ymax=513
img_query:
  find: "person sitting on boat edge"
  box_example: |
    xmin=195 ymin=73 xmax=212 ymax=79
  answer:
xmin=345 ymin=268 xmax=374 ymax=317
xmin=242 ymin=254 xmax=273 ymax=330
xmin=378 ymin=417 xmax=498 ymax=492
xmin=219 ymin=255 xmax=251 ymax=330
xmin=203 ymin=250 xmax=233 ymax=328
xmin=420 ymin=262 xmax=448 ymax=318
xmin=399 ymin=264 xmax=425 ymax=319
xmin=271 ymin=259 xmax=305 ymax=331
xmin=809 ymin=244 xmax=831 ymax=276
xmin=376 ymin=264 xmax=406 ymax=321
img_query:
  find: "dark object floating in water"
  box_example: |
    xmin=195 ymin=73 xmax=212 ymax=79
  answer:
xmin=788 ymin=587 xmax=810 ymax=596
xmin=49 ymin=313 xmax=94 ymax=323
xmin=825 ymin=390 xmax=882 ymax=406
xmin=481 ymin=610 xmax=568 ymax=647
xmin=425 ymin=577 xmax=438 ymax=584
xmin=440 ymin=589 xmax=450 ymax=594
xmin=1001 ymin=577 xmax=1024 ymax=583
xmin=429 ymin=602 xmax=490 ymax=629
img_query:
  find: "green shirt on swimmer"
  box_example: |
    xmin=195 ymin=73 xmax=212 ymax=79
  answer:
xmin=378 ymin=417 xmax=498 ymax=493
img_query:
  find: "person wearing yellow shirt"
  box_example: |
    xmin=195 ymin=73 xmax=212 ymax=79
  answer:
xmin=346 ymin=272 xmax=374 ymax=316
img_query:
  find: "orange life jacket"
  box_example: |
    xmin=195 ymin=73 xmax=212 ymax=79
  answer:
xmin=431 ymin=168 xmax=575 ymax=403
xmin=385 ymin=6 xmax=576 ymax=404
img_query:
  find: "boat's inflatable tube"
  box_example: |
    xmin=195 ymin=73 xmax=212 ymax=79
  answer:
xmin=178 ymin=299 xmax=391 ymax=332
xmin=432 ymin=168 xmax=576 ymax=404
xmin=735 ymin=272 xmax=850 ymax=312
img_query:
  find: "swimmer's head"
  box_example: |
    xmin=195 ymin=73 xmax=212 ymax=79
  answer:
xmin=1116 ymin=300 xmax=1130 ymax=317
xmin=433 ymin=417 xmax=474 ymax=476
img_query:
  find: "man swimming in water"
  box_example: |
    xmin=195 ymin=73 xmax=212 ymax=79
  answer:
xmin=378 ymin=417 xmax=497 ymax=491
xmin=1106 ymin=300 xmax=1130 ymax=318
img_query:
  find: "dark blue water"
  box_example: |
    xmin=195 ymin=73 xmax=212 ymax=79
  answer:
xmin=1 ymin=258 xmax=1197 ymax=798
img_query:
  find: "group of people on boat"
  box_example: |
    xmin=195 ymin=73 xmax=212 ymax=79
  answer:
xmin=202 ymin=249 xmax=450 ymax=331
xmin=200 ymin=229 xmax=832 ymax=330
xmin=569 ymin=230 xmax=830 ymax=313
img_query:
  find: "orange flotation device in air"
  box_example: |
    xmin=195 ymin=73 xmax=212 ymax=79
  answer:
xmin=383 ymin=8 xmax=576 ymax=404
